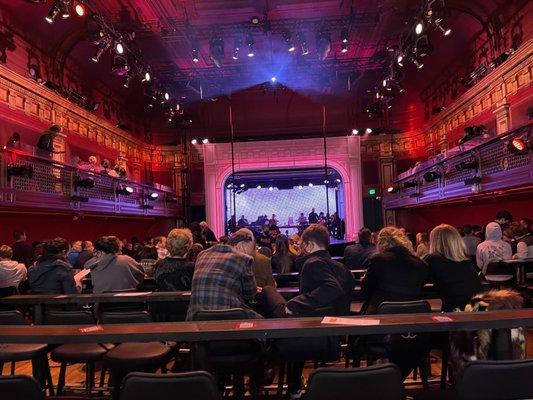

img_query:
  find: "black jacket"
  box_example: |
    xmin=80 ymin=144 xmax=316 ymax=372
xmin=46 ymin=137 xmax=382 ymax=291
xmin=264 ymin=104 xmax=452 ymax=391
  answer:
xmin=287 ymin=250 xmax=355 ymax=316
xmin=425 ymin=253 xmax=482 ymax=312
xmin=27 ymin=256 xmax=77 ymax=294
xmin=361 ymin=246 xmax=428 ymax=314
xmin=11 ymin=241 xmax=34 ymax=268
xmin=154 ymin=257 xmax=194 ymax=292
xmin=343 ymin=243 xmax=376 ymax=269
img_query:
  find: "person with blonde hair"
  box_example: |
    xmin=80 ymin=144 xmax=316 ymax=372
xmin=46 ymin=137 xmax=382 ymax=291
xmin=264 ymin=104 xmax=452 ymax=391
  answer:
xmin=0 ymin=245 xmax=27 ymax=292
xmin=361 ymin=226 xmax=428 ymax=315
xmin=426 ymin=224 xmax=482 ymax=312
xmin=153 ymin=229 xmax=195 ymax=292
xmin=415 ymin=232 xmax=429 ymax=258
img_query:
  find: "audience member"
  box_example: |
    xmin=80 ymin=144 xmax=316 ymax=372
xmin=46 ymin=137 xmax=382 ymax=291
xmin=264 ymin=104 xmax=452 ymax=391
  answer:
xmin=200 ymin=221 xmax=217 ymax=243
xmin=154 ymin=229 xmax=194 ymax=291
xmin=257 ymin=246 xmax=272 ymax=258
xmin=187 ymin=243 xmax=204 ymax=263
xmin=257 ymin=225 xmax=274 ymax=250
xmin=476 ymin=222 xmax=512 ymax=274
xmin=190 ymin=221 xmax=207 ymax=248
xmin=415 ymin=232 xmax=429 ymax=258
xmin=361 ymin=226 xmax=428 ymax=314
xmin=520 ymin=217 xmax=532 ymax=234
xmin=154 ymin=236 xmax=169 ymax=260
xmin=495 ymin=210 xmax=513 ymax=230
xmin=288 ymin=234 xmax=301 ymax=257
xmin=271 ymin=235 xmax=295 ymax=274
xmin=84 ymin=236 xmax=144 ymax=294
xmin=67 ymin=241 xmax=82 ymax=266
xmin=11 ymin=230 xmax=34 ymax=268
xmin=462 ymin=224 xmax=481 ymax=258
xmin=74 ymin=241 xmax=94 ymax=269
xmin=232 ymin=228 xmax=275 ymax=288
xmin=27 ymin=238 xmax=77 ymax=294
xmin=186 ymin=229 xmax=260 ymax=320
xmin=425 ymin=225 xmax=482 ymax=311
xmin=343 ymin=228 xmax=376 ymax=269
xmin=0 ymin=245 xmax=27 ymax=291
xmin=513 ymin=224 xmax=533 ymax=260
xmin=218 ymin=235 xmax=229 ymax=245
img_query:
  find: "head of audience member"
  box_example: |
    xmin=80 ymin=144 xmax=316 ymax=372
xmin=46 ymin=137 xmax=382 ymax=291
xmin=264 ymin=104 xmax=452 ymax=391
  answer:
xmin=13 ymin=230 xmax=27 ymax=242
xmin=199 ymin=221 xmax=209 ymax=232
xmin=262 ymin=224 xmax=270 ymax=234
xmin=510 ymin=222 xmax=528 ymax=239
xmin=88 ymin=156 xmax=98 ymax=166
xmin=358 ymin=228 xmax=372 ymax=246
xmin=166 ymin=228 xmax=193 ymax=258
xmin=495 ymin=210 xmax=513 ymax=226
xmin=42 ymin=238 xmax=70 ymax=260
xmin=274 ymin=235 xmax=290 ymax=256
xmin=187 ymin=243 xmax=204 ymax=263
xmin=269 ymin=225 xmax=280 ymax=238
xmin=257 ymin=246 xmax=272 ymax=258
xmin=94 ymin=236 xmax=121 ymax=255
xmin=100 ymin=158 xmax=110 ymax=170
xmin=462 ymin=224 xmax=474 ymax=236
xmin=484 ymin=222 xmax=504 ymax=242
xmin=49 ymin=124 xmax=61 ymax=134
xmin=219 ymin=235 xmax=229 ymax=245
xmin=71 ymin=241 xmax=82 ymax=252
xmin=190 ymin=221 xmax=203 ymax=235
xmin=416 ymin=232 xmax=429 ymax=246
xmin=0 ymin=245 xmax=13 ymax=261
xmin=319 ymin=212 xmax=324 ymax=217
xmin=228 ymin=228 xmax=256 ymax=257
xmin=376 ymin=226 xmax=414 ymax=254
xmin=520 ymin=218 xmax=532 ymax=232
xmin=81 ymin=241 xmax=94 ymax=252
xmin=429 ymin=224 xmax=469 ymax=262
xmin=137 ymin=245 xmax=158 ymax=260
xmin=300 ymin=224 xmax=329 ymax=255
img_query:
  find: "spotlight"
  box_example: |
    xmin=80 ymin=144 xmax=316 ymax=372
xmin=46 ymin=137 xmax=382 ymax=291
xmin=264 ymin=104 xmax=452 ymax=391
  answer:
xmin=413 ymin=59 xmax=424 ymax=69
xmin=298 ymin=32 xmax=309 ymax=55
xmin=283 ymin=31 xmax=295 ymax=52
xmin=341 ymin=27 xmax=349 ymax=44
xmin=75 ymin=176 xmax=95 ymax=189
xmin=143 ymin=70 xmax=151 ymax=82
xmin=164 ymin=92 xmax=170 ymax=101
xmin=74 ymin=3 xmax=85 ymax=17
xmin=413 ymin=35 xmax=432 ymax=58
xmin=209 ymin=37 xmax=224 ymax=68
xmin=146 ymin=192 xmax=159 ymax=200
xmin=232 ymin=38 xmax=240 ymax=60
xmin=382 ymin=79 xmax=388 ymax=87
xmin=455 ymin=159 xmax=478 ymax=171
xmin=268 ymin=186 xmax=274 ymax=191
xmin=123 ymin=75 xmax=133 ymax=88
xmin=226 ymin=183 xmax=233 ymax=189
xmin=256 ymin=185 xmax=262 ymax=189
xmin=365 ymin=128 xmax=372 ymax=134
xmin=202 ymin=138 xmax=209 ymax=144
xmin=341 ymin=42 xmax=348 ymax=53
xmin=250 ymin=16 xmax=261 ymax=25
xmin=271 ymin=76 xmax=277 ymax=83
xmin=464 ymin=176 xmax=482 ymax=185
xmin=191 ymin=139 xmax=198 ymax=145
xmin=308 ymin=183 xmax=314 ymax=187
xmin=403 ymin=180 xmax=417 ymax=188
xmin=59 ymin=0 xmax=70 ymax=19
xmin=45 ymin=4 xmax=60 ymax=23
xmin=246 ymin=34 xmax=254 ymax=57
xmin=7 ymin=165 xmax=33 ymax=179
xmin=415 ymin=21 xmax=424 ymax=35
xmin=351 ymin=129 xmax=359 ymax=135
xmin=115 ymin=42 xmax=124 ymax=54
xmin=437 ymin=22 xmax=452 ymax=36
xmin=397 ymin=54 xmax=404 ymax=65
xmin=316 ymin=31 xmax=331 ymax=61
xmin=423 ymin=171 xmax=441 ymax=182
xmin=239 ymin=183 xmax=245 ymax=188
xmin=298 ymin=185 xmax=303 ymax=190
xmin=91 ymin=37 xmax=111 ymax=63
xmin=507 ymin=138 xmax=529 ymax=155
xmin=387 ymin=185 xmax=400 ymax=194
xmin=335 ymin=178 xmax=341 ymax=183
xmin=116 ymin=186 xmax=134 ymax=195
xmin=191 ymin=40 xmax=200 ymax=63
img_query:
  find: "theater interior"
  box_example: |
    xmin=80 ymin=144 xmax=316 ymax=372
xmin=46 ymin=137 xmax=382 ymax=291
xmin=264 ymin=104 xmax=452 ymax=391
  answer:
xmin=0 ymin=0 xmax=532 ymax=399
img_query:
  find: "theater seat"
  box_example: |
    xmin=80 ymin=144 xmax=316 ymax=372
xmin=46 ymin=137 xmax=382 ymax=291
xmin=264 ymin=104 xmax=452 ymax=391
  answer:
xmin=306 ymin=363 xmax=405 ymax=400
xmin=119 ymin=371 xmax=219 ymax=400
xmin=0 ymin=375 xmax=45 ymax=400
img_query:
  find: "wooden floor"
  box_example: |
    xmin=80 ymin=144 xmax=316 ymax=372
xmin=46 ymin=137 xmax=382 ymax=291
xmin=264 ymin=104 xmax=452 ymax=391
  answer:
xmin=3 ymin=329 xmax=533 ymax=398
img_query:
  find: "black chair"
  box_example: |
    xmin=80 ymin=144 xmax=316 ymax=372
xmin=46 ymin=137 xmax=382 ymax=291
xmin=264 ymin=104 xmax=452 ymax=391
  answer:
xmin=100 ymin=311 xmax=171 ymax=399
xmin=192 ymin=309 xmax=262 ymax=398
xmin=353 ymin=300 xmax=431 ymax=390
xmin=44 ymin=310 xmax=111 ymax=395
xmin=454 ymin=359 xmax=533 ymax=400
xmin=484 ymin=262 xmax=514 ymax=288
xmin=119 ymin=371 xmax=219 ymax=400
xmin=0 ymin=375 xmax=45 ymax=400
xmin=0 ymin=310 xmax=54 ymax=396
xmin=306 ymin=363 xmax=405 ymax=400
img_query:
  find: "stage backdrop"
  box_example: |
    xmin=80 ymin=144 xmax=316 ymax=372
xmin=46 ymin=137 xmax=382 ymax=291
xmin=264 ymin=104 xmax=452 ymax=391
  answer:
xmin=202 ymin=136 xmax=363 ymax=240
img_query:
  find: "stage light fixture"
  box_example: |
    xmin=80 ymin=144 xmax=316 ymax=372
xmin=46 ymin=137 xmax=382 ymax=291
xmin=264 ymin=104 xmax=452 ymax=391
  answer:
xmin=191 ymin=40 xmax=200 ymax=63
xmin=455 ymin=159 xmax=478 ymax=171
xmin=341 ymin=42 xmax=348 ymax=53
xmin=146 ymin=192 xmax=159 ymax=200
xmin=232 ymin=38 xmax=240 ymax=60
xmin=239 ymin=183 xmax=245 ymax=188
xmin=341 ymin=27 xmax=349 ymax=44
xmin=282 ymin=31 xmax=296 ymax=52
xmin=351 ymin=129 xmax=359 ymax=135
xmin=413 ymin=59 xmax=424 ymax=69
xmin=268 ymin=186 xmax=273 ymax=191
xmin=246 ymin=34 xmax=254 ymax=57
xmin=115 ymin=42 xmax=124 ymax=54
xmin=202 ymin=138 xmax=209 ymax=144
xmin=250 ymin=16 xmax=260 ymax=25
xmin=123 ymin=75 xmax=133 ymax=88
xmin=45 ymin=3 xmax=60 ymax=23
xmin=335 ymin=179 xmax=341 ymax=183
xmin=58 ymin=0 xmax=70 ymax=19
xmin=298 ymin=185 xmax=303 ymax=190
xmin=256 ymin=185 xmax=262 ymax=189
xmin=74 ymin=3 xmax=85 ymax=17
xmin=423 ymin=171 xmax=441 ymax=182
xmin=298 ymin=32 xmax=309 ymax=55
xmin=164 ymin=92 xmax=170 ymax=101
xmin=116 ymin=186 xmax=134 ymax=195
xmin=387 ymin=185 xmax=400 ymax=194
xmin=308 ymin=183 xmax=314 ymax=187
xmin=75 ymin=176 xmax=95 ymax=189
xmin=397 ymin=54 xmax=404 ymax=66
xmin=437 ymin=21 xmax=452 ymax=36
xmin=403 ymin=180 xmax=417 ymax=188
xmin=209 ymin=37 xmax=225 ymax=68
xmin=316 ymin=31 xmax=331 ymax=61
xmin=191 ymin=139 xmax=198 ymax=145
xmin=507 ymin=137 xmax=528 ymax=155
xmin=413 ymin=35 xmax=432 ymax=58
xmin=464 ymin=176 xmax=482 ymax=185
xmin=365 ymin=128 xmax=372 ymax=134
xmin=415 ymin=21 xmax=424 ymax=35
xmin=91 ymin=37 xmax=111 ymax=63
xmin=7 ymin=165 xmax=33 ymax=179
xmin=143 ymin=70 xmax=151 ymax=82
xmin=382 ymin=79 xmax=388 ymax=87
xmin=271 ymin=76 xmax=277 ymax=83
xmin=226 ymin=183 xmax=232 ymax=189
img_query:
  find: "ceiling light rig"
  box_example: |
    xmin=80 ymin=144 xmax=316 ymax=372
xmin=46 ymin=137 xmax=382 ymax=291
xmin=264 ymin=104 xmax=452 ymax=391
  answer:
xmin=283 ymin=31 xmax=296 ymax=53
xmin=246 ymin=34 xmax=255 ymax=57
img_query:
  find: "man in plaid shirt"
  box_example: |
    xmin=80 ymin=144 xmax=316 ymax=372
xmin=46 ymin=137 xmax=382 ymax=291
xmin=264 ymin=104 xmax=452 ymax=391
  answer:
xmin=186 ymin=229 xmax=262 ymax=320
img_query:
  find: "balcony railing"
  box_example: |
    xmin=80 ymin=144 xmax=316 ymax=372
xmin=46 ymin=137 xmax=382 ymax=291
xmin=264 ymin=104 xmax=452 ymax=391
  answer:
xmin=0 ymin=149 xmax=181 ymax=217
xmin=384 ymin=123 xmax=532 ymax=209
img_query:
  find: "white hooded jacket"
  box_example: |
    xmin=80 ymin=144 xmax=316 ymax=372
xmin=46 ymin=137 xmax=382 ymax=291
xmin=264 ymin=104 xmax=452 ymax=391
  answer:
xmin=476 ymin=222 xmax=512 ymax=274
xmin=0 ymin=259 xmax=27 ymax=289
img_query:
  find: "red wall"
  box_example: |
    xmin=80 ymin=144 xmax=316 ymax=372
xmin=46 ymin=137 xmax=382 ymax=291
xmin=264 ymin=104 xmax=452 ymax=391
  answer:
xmin=395 ymin=193 xmax=533 ymax=233
xmin=0 ymin=212 xmax=177 ymax=244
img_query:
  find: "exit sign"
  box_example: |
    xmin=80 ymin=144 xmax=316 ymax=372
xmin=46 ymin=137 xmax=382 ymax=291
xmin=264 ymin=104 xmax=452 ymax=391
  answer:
xmin=368 ymin=188 xmax=377 ymax=196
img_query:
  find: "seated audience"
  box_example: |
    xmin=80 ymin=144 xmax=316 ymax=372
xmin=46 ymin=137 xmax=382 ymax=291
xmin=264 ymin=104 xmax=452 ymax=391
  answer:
xmin=494 ymin=210 xmax=513 ymax=230
xmin=476 ymin=222 xmax=512 ymax=274
xmin=74 ymin=241 xmax=94 ymax=269
xmin=0 ymin=245 xmax=27 ymax=292
xmin=343 ymin=227 xmax=376 ymax=269
xmin=257 ymin=225 xmax=274 ymax=250
xmin=513 ymin=224 xmax=533 ymax=259
xmin=67 ymin=241 xmax=82 ymax=266
xmin=361 ymin=226 xmax=428 ymax=314
xmin=187 ymin=243 xmax=204 ymax=263
xmin=28 ymin=238 xmax=77 ymax=294
xmin=271 ymin=235 xmax=295 ymax=274
xmin=462 ymin=224 xmax=481 ymax=258
xmin=288 ymin=233 xmax=301 ymax=257
xmin=425 ymin=224 xmax=482 ymax=311
xmin=186 ymin=229 xmax=260 ymax=320
xmin=233 ymin=228 xmax=275 ymax=288
xmin=154 ymin=236 xmax=169 ymax=259
xmin=12 ymin=230 xmax=34 ymax=268
xmin=84 ymin=236 xmax=144 ymax=294
xmin=200 ymin=221 xmax=217 ymax=243
xmin=154 ymin=229 xmax=194 ymax=291
xmin=520 ymin=217 xmax=532 ymax=234
xmin=415 ymin=232 xmax=429 ymax=258
xmin=190 ymin=221 xmax=207 ymax=248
